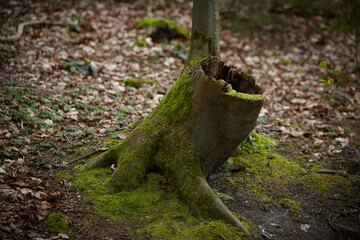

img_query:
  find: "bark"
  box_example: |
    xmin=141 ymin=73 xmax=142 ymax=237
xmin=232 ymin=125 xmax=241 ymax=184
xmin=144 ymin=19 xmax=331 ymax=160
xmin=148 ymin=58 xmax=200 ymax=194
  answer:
xmin=187 ymin=0 xmax=220 ymax=63
xmin=84 ymin=57 xmax=264 ymax=235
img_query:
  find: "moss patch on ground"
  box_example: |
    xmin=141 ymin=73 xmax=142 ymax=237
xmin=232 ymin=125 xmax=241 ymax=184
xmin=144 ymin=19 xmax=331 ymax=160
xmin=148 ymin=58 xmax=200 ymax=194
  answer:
xmin=123 ymin=78 xmax=158 ymax=89
xmin=220 ymin=132 xmax=359 ymax=214
xmin=136 ymin=18 xmax=190 ymax=40
xmin=71 ymin=168 xmax=250 ymax=239
xmin=44 ymin=213 xmax=69 ymax=233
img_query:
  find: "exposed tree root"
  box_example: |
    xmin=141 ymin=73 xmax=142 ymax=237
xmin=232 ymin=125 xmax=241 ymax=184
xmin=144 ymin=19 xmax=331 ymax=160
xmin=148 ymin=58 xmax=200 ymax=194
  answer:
xmin=0 ymin=20 xmax=79 ymax=41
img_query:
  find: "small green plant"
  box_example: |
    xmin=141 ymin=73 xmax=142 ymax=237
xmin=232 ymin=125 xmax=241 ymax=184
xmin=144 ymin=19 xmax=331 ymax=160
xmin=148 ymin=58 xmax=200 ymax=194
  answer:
xmin=60 ymin=59 xmax=91 ymax=75
xmin=213 ymin=189 xmax=235 ymax=201
xmin=318 ymin=61 xmax=338 ymax=88
xmin=318 ymin=62 xmax=346 ymax=105
xmin=280 ymin=58 xmax=293 ymax=66
xmin=242 ymin=135 xmax=259 ymax=154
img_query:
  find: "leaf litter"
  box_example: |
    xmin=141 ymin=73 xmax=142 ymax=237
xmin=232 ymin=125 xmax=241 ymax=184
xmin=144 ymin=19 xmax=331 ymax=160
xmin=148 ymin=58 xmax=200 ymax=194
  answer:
xmin=0 ymin=0 xmax=359 ymax=239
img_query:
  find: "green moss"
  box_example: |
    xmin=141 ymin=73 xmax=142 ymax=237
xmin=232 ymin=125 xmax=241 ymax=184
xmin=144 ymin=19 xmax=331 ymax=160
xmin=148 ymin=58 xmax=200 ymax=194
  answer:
xmin=134 ymin=36 xmax=148 ymax=47
xmin=225 ymin=132 xmax=359 ymax=214
xmin=55 ymin=170 xmax=74 ymax=181
xmin=74 ymin=168 xmax=163 ymax=221
xmin=279 ymin=58 xmax=293 ymax=66
xmin=136 ymin=18 xmax=190 ymax=39
xmin=301 ymin=173 xmax=353 ymax=195
xmin=72 ymin=167 xmax=247 ymax=239
xmin=223 ymin=78 xmax=265 ymax=102
xmin=124 ymin=78 xmax=158 ymax=89
xmin=138 ymin=220 xmax=245 ymax=240
xmin=191 ymin=30 xmax=214 ymax=56
xmin=187 ymin=30 xmax=217 ymax=63
xmin=44 ymin=213 xmax=69 ymax=233
xmin=226 ymin=89 xmax=265 ymax=101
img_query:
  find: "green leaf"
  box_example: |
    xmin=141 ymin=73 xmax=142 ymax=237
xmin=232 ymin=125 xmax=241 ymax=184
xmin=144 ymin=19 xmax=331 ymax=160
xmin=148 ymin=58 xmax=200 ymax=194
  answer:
xmin=319 ymin=61 xmax=327 ymax=69
xmin=334 ymin=68 xmax=340 ymax=76
xmin=327 ymin=78 xmax=334 ymax=85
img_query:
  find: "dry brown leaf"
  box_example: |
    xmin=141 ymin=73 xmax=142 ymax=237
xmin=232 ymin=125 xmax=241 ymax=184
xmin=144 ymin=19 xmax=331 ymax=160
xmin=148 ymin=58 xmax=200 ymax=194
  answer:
xmin=19 ymin=188 xmax=34 ymax=198
xmin=117 ymin=132 xmax=128 ymax=139
xmin=314 ymin=138 xmax=324 ymax=145
xmin=39 ymin=201 xmax=51 ymax=210
xmin=335 ymin=137 xmax=349 ymax=148
xmin=34 ymin=191 xmax=47 ymax=200
xmin=46 ymin=192 xmax=58 ymax=201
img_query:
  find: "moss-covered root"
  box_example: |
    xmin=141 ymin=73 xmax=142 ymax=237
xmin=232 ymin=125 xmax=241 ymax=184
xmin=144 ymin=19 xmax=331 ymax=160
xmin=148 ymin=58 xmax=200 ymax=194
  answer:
xmin=81 ymin=132 xmax=158 ymax=189
xmin=196 ymin=177 xmax=249 ymax=235
xmin=81 ymin=147 xmax=118 ymax=171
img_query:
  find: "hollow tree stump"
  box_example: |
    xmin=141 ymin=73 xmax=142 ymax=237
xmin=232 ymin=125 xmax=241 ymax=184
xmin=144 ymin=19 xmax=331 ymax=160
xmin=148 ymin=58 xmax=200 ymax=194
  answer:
xmin=83 ymin=56 xmax=264 ymax=234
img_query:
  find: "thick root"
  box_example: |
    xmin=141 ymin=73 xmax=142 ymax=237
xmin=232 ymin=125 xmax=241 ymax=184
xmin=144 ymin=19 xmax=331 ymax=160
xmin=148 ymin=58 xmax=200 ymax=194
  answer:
xmin=80 ymin=148 xmax=118 ymax=171
xmin=197 ymin=177 xmax=249 ymax=235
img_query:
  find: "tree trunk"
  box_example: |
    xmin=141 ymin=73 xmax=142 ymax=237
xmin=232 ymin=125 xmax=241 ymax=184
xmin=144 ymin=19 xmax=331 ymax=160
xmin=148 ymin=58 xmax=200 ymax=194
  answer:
xmin=84 ymin=57 xmax=264 ymax=234
xmin=187 ymin=0 xmax=220 ymax=62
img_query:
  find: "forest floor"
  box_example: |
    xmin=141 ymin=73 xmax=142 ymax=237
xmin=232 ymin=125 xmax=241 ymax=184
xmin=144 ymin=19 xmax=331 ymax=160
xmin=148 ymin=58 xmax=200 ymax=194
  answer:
xmin=0 ymin=0 xmax=359 ymax=239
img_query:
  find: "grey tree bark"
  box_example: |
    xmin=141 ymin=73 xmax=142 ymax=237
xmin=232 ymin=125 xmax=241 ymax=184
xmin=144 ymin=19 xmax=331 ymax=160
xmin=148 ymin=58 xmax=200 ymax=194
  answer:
xmin=187 ymin=0 xmax=220 ymax=62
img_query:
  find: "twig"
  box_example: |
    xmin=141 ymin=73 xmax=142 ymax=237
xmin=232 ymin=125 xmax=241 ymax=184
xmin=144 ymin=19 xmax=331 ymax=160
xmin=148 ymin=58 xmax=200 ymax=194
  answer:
xmin=332 ymin=223 xmax=360 ymax=234
xmin=221 ymin=234 xmax=227 ymax=240
xmin=327 ymin=213 xmax=340 ymax=232
xmin=0 ymin=20 xmax=79 ymax=41
xmin=317 ymin=169 xmax=347 ymax=177
xmin=66 ymin=148 xmax=106 ymax=165
xmin=261 ymin=209 xmax=289 ymax=227
xmin=76 ymin=227 xmax=89 ymax=240
xmin=51 ymin=142 xmax=59 ymax=151
xmin=65 ymin=136 xmax=71 ymax=144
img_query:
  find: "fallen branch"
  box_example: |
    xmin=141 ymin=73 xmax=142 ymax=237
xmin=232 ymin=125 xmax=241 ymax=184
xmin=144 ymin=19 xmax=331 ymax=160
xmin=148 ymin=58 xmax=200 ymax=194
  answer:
xmin=317 ymin=169 xmax=347 ymax=177
xmin=0 ymin=20 xmax=79 ymax=41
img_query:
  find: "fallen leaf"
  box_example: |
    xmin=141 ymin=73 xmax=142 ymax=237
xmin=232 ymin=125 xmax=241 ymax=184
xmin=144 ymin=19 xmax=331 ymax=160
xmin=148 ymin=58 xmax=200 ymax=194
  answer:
xmin=46 ymin=192 xmax=58 ymax=201
xmin=39 ymin=200 xmax=51 ymax=210
xmin=314 ymin=138 xmax=324 ymax=145
xmin=335 ymin=137 xmax=349 ymax=148
xmin=117 ymin=132 xmax=128 ymax=139
xmin=35 ymin=191 xmax=47 ymax=200
xmin=300 ymin=223 xmax=310 ymax=232
xmin=20 ymin=188 xmax=34 ymax=196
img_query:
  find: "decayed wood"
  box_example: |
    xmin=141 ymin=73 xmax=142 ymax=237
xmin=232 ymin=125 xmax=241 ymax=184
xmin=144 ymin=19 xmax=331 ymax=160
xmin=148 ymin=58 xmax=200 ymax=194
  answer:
xmin=192 ymin=57 xmax=264 ymax=175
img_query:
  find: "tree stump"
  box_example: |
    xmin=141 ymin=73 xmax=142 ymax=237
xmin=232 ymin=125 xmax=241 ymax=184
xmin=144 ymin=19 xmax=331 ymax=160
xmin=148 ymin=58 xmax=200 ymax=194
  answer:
xmin=83 ymin=56 xmax=264 ymax=234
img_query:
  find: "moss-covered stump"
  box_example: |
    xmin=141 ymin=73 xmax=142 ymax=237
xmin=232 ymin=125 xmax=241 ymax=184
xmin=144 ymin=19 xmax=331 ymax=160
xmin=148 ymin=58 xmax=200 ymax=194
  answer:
xmin=44 ymin=213 xmax=69 ymax=233
xmin=136 ymin=17 xmax=190 ymax=42
xmin=82 ymin=56 xmax=264 ymax=234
